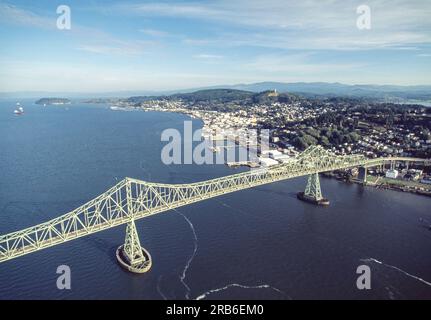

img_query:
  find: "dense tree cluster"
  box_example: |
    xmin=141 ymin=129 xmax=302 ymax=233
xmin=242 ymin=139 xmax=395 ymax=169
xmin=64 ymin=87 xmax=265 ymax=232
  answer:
xmin=291 ymin=126 xmax=360 ymax=150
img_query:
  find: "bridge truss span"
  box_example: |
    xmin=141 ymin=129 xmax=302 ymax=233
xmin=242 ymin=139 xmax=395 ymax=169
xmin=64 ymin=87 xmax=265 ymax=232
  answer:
xmin=0 ymin=146 xmax=428 ymax=264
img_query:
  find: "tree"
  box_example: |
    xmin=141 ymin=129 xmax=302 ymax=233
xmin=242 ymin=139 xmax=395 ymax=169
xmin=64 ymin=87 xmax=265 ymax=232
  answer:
xmin=292 ymin=134 xmax=317 ymax=150
xmin=330 ymin=130 xmax=343 ymax=145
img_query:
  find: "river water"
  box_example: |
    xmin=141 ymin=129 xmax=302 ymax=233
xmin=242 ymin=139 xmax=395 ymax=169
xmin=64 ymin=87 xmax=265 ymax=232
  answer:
xmin=0 ymin=99 xmax=430 ymax=300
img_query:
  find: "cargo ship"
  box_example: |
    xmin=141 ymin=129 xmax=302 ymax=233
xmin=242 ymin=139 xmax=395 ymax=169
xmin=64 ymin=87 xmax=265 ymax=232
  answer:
xmin=14 ymin=103 xmax=24 ymax=115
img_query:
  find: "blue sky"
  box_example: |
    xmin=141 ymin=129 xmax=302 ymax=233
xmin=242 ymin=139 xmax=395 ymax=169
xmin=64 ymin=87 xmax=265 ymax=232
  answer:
xmin=0 ymin=0 xmax=430 ymax=92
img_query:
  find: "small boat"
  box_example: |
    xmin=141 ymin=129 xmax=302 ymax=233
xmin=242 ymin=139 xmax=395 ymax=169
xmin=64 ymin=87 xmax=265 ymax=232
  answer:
xmin=14 ymin=103 xmax=24 ymax=115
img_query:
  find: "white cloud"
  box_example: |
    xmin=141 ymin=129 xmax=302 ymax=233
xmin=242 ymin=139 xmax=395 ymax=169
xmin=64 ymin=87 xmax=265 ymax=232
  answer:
xmin=124 ymin=3 xmax=224 ymax=20
xmin=76 ymin=45 xmax=141 ymax=56
xmin=0 ymin=3 xmax=56 ymax=29
xmin=76 ymin=39 xmax=157 ymax=56
xmin=139 ymin=28 xmax=169 ymax=37
xmin=0 ymin=2 xmax=154 ymax=56
xmin=117 ymin=0 xmax=431 ymax=50
xmin=2 ymin=1 xmax=430 ymax=90
xmin=193 ymin=54 xmax=224 ymax=59
xmin=243 ymin=53 xmax=365 ymax=74
xmin=182 ymin=38 xmax=213 ymax=46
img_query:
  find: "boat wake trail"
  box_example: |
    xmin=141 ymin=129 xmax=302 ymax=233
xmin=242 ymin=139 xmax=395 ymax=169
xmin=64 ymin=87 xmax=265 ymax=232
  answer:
xmin=195 ymin=283 xmax=289 ymax=300
xmin=176 ymin=209 xmax=198 ymax=299
xmin=174 ymin=208 xmax=287 ymax=300
xmin=361 ymin=258 xmax=431 ymax=287
xmin=219 ymin=201 xmax=246 ymax=214
xmin=157 ymin=275 xmax=168 ymax=300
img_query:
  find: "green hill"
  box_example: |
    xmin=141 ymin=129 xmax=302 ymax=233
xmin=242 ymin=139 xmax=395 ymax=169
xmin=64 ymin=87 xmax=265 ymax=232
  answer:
xmin=35 ymin=97 xmax=71 ymax=105
xmin=169 ymin=89 xmax=255 ymax=103
xmin=125 ymin=88 xmax=302 ymax=107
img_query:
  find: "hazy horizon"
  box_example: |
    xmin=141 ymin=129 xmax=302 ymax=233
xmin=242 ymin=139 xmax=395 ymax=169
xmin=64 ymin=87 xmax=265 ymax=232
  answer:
xmin=1 ymin=81 xmax=431 ymax=96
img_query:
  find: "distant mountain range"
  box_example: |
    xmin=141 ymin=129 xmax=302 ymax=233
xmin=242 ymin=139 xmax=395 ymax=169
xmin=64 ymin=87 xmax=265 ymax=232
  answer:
xmin=2 ymin=82 xmax=431 ymax=102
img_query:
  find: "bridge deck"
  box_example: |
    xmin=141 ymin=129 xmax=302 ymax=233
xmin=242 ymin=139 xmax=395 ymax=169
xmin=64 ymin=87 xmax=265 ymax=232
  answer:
xmin=0 ymin=145 xmax=427 ymax=263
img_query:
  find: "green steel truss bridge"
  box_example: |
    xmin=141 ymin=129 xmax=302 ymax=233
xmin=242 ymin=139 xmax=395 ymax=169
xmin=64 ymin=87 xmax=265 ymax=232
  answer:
xmin=0 ymin=146 xmax=428 ymax=272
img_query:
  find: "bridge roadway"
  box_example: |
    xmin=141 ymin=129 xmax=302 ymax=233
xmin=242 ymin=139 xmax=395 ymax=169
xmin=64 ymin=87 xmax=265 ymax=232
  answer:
xmin=0 ymin=146 xmax=428 ymax=263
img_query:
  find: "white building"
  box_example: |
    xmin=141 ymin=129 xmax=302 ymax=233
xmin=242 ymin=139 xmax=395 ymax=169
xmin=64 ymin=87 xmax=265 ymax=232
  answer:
xmin=421 ymin=176 xmax=431 ymax=185
xmin=268 ymin=150 xmax=282 ymax=159
xmin=386 ymin=169 xmax=399 ymax=179
xmin=259 ymin=157 xmax=279 ymax=167
xmin=272 ymin=153 xmax=291 ymax=162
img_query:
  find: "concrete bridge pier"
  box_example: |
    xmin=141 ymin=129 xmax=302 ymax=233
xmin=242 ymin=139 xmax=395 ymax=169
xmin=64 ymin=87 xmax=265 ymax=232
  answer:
xmin=297 ymin=173 xmax=330 ymax=206
xmin=358 ymin=166 xmax=368 ymax=185
xmin=116 ymin=219 xmax=152 ymax=273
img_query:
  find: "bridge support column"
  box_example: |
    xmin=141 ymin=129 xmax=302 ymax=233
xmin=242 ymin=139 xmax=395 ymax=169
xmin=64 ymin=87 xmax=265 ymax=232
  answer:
xmin=297 ymin=173 xmax=330 ymax=206
xmin=358 ymin=167 xmax=367 ymax=185
xmin=116 ymin=219 xmax=152 ymax=273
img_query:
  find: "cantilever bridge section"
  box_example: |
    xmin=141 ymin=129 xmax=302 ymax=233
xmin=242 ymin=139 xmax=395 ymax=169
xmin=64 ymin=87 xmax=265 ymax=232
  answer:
xmin=0 ymin=146 xmax=428 ymax=267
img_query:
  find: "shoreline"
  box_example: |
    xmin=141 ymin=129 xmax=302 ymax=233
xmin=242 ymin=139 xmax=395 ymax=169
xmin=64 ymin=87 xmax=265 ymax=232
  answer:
xmin=322 ymin=172 xmax=431 ymax=198
xmin=110 ymin=106 xmax=431 ymax=191
xmin=110 ymin=105 xmax=264 ymax=167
